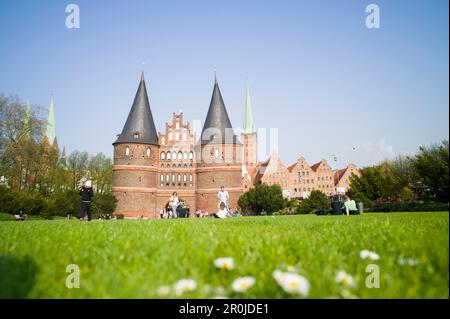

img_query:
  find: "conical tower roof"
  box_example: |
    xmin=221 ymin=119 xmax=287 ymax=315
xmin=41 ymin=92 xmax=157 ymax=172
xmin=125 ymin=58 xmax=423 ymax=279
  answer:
xmin=200 ymin=75 xmax=241 ymax=145
xmin=45 ymin=96 xmax=56 ymax=145
xmin=114 ymin=72 xmax=158 ymax=145
xmin=242 ymin=84 xmax=256 ymax=134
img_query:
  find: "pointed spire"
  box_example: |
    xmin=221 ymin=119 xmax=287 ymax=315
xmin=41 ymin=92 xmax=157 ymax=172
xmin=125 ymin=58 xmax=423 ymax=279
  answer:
xmin=214 ymin=71 xmax=218 ymax=84
xmin=141 ymin=69 xmax=145 ymax=81
xmin=200 ymin=74 xmax=241 ymax=145
xmin=45 ymin=96 xmax=56 ymax=146
xmin=242 ymin=82 xmax=256 ymax=134
xmin=114 ymin=72 xmax=158 ymax=145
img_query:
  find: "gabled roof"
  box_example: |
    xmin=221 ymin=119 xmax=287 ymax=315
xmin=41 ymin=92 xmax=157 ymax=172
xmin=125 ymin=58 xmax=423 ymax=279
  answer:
xmin=114 ymin=72 xmax=158 ymax=145
xmin=310 ymin=162 xmax=321 ymax=171
xmin=334 ymin=167 xmax=348 ymax=184
xmin=287 ymin=163 xmax=297 ymax=172
xmin=199 ymin=75 xmax=241 ymax=145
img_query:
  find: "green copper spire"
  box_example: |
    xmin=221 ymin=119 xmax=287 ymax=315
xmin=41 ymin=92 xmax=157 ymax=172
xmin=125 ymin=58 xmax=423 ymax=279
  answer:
xmin=45 ymin=96 xmax=56 ymax=145
xmin=242 ymin=84 xmax=256 ymax=134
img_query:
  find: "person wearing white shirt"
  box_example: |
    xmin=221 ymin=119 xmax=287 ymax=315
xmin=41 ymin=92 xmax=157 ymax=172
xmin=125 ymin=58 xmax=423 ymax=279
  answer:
xmin=217 ymin=186 xmax=230 ymax=211
xmin=169 ymin=192 xmax=179 ymax=218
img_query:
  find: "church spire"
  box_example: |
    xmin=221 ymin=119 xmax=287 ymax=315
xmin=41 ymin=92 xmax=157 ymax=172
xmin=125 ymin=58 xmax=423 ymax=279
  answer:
xmin=114 ymin=72 xmax=158 ymax=145
xmin=242 ymin=83 xmax=256 ymax=134
xmin=45 ymin=96 xmax=56 ymax=146
xmin=200 ymin=74 xmax=241 ymax=145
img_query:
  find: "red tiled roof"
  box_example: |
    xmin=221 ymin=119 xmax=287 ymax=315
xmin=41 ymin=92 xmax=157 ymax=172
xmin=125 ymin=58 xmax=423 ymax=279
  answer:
xmin=287 ymin=163 xmax=297 ymax=172
xmin=310 ymin=162 xmax=321 ymax=171
xmin=334 ymin=167 xmax=348 ymax=184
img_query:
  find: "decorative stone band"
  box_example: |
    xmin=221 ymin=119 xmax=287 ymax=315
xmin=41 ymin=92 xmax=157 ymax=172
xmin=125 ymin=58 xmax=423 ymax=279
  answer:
xmin=112 ymin=186 xmax=242 ymax=194
xmin=113 ymin=165 xmax=158 ymax=172
xmin=113 ymin=186 xmax=157 ymax=193
xmin=195 ymin=187 xmax=243 ymax=194
xmin=196 ymin=166 xmax=241 ymax=173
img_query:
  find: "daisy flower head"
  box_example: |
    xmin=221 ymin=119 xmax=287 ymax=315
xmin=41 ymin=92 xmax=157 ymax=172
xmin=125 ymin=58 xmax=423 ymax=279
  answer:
xmin=335 ymin=271 xmax=355 ymax=287
xmin=214 ymin=257 xmax=235 ymax=270
xmin=232 ymin=276 xmax=256 ymax=293
xmin=360 ymin=250 xmax=380 ymax=261
xmin=174 ymin=279 xmax=197 ymax=296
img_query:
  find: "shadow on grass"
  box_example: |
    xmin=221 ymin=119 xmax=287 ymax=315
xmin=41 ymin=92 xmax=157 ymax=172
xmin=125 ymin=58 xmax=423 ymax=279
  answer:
xmin=0 ymin=255 xmax=39 ymax=298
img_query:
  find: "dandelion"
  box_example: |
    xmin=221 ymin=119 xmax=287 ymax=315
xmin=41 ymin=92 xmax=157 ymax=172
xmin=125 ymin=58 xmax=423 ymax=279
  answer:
xmin=174 ymin=279 xmax=197 ymax=296
xmin=214 ymin=257 xmax=235 ymax=270
xmin=157 ymin=285 xmax=171 ymax=297
xmin=232 ymin=276 xmax=255 ymax=293
xmin=335 ymin=271 xmax=355 ymax=287
xmin=273 ymin=270 xmax=310 ymax=296
xmin=360 ymin=250 xmax=380 ymax=261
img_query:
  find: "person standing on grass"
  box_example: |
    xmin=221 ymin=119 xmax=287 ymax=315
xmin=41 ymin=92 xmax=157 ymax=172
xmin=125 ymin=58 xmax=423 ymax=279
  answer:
xmin=169 ymin=192 xmax=179 ymax=218
xmin=217 ymin=186 xmax=230 ymax=211
xmin=79 ymin=180 xmax=94 ymax=221
xmin=343 ymin=196 xmax=357 ymax=216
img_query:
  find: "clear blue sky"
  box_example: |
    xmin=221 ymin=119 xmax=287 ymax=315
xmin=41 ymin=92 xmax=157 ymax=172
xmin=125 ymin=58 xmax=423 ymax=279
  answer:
xmin=0 ymin=0 xmax=448 ymax=168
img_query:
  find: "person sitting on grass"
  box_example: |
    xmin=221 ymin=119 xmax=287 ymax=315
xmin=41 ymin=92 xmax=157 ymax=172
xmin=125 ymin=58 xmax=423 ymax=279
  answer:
xmin=343 ymin=196 xmax=358 ymax=216
xmin=330 ymin=196 xmax=345 ymax=215
xmin=214 ymin=202 xmax=228 ymax=219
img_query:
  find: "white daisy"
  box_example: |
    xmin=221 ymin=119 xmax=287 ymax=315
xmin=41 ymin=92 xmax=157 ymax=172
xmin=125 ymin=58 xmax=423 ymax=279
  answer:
xmin=360 ymin=250 xmax=380 ymax=260
xmin=174 ymin=279 xmax=197 ymax=296
xmin=335 ymin=271 xmax=355 ymax=287
xmin=157 ymin=285 xmax=171 ymax=297
xmin=214 ymin=257 xmax=235 ymax=270
xmin=231 ymin=276 xmax=256 ymax=293
xmin=273 ymin=270 xmax=310 ymax=296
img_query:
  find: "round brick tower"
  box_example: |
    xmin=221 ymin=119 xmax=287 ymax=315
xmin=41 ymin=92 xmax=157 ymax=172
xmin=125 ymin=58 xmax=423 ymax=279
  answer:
xmin=195 ymin=75 xmax=243 ymax=213
xmin=112 ymin=72 xmax=160 ymax=218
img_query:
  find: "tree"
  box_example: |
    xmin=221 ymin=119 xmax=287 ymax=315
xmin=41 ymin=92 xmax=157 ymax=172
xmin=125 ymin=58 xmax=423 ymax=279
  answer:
xmin=347 ymin=163 xmax=407 ymax=208
xmin=411 ymin=141 xmax=449 ymax=202
xmin=296 ymin=190 xmax=329 ymax=214
xmin=238 ymin=184 xmax=287 ymax=215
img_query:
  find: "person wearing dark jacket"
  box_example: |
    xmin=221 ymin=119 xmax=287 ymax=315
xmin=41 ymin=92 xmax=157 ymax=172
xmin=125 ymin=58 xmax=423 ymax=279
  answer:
xmin=79 ymin=180 xmax=94 ymax=221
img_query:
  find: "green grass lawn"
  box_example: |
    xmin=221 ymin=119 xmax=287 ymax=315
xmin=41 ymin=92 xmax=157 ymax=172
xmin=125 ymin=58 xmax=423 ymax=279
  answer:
xmin=0 ymin=212 xmax=448 ymax=299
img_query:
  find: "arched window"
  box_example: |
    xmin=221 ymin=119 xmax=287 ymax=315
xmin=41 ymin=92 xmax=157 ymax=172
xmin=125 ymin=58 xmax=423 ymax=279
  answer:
xmin=160 ymin=174 xmax=164 ymax=182
xmin=172 ymin=174 xmax=175 ymax=182
xmin=172 ymin=151 xmax=177 ymax=161
xmin=169 ymin=132 xmax=173 ymax=141
xmin=183 ymin=151 xmax=188 ymax=160
xmin=178 ymin=152 xmax=182 ymax=161
xmin=176 ymin=122 xmax=180 ymax=129
xmin=146 ymin=148 xmax=151 ymax=157
xmin=178 ymin=174 xmax=181 ymax=182
xmin=189 ymin=174 xmax=193 ymax=182
xmin=175 ymin=133 xmax=179 ymax=141
xmin=161 ymin=137 xmax=165 ymax=144
xmin=166 ymin=174 xmax=170 ymax=181
xmin=125 ymin=146 xmax=130 ymax=156
xmin=166 ymin=151 xmax=171 ymax=160
xmin=189 ymin=151 xmax=194 ymax=160
xmin=214 ymin=148 xmax=220 ymax=158
xmin=182 ymin=132 xmax=187 ymax=142
xmin=160 ymin=152 xmax=166 ymax=160
xmin=183 ymin=174 xmax=187 ymax=182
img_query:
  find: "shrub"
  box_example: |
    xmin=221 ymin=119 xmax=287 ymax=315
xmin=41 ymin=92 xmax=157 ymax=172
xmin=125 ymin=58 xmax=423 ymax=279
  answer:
xmin=296 ymin=190 xmax=330 ymax=214
xmin=92 ymin=192 xmax=118 ymax=215
xmin=238 ymin=184 xmax=287 ymax=215
xmin=0 ymin=213 xmax=14 ymax=221
xmin=370 ymin=201 xmax=449 ymax=212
